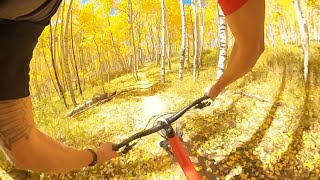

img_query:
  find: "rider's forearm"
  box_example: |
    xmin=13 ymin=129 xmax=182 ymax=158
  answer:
xmin=214 ymin=46 xmax=263 ymax=92
xmin=21 ymin=128 xmax=93 ymax=173
xmin=0 ymin=97 xmax=93 ymax=173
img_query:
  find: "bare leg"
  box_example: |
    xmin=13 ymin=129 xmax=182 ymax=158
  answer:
xmin=228 ymin=42 xmax=238 ymax=65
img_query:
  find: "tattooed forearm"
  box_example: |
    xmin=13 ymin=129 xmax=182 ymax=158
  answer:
xmin=0 ymin=98 xmax=32 ymax=150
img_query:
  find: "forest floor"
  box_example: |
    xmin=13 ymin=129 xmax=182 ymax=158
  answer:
xmin=1 ymin=45 xmax=320 ymax=180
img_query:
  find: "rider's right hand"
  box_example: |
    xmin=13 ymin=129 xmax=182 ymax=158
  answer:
xmin=206 ymin=84 xmax=222 ymax=101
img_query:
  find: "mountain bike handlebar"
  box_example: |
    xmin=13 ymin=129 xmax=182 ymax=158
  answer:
xmin=112 ymin=95 xmax=209 ymax=151
xmin=111 ymin=95 xmax=209 ymax=180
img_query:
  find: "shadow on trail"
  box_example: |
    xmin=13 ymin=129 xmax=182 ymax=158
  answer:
xmin=102 ymin=155 xmax=176 ymax=179
xmin=274 ymin=81 xmax=314 ymax=178
xmin=46 ymin=155 xmax=174 ymax=179
xmin=179 ymin=96 xmax=242 ymax=179
xmin=181 ymin=95 xmax=242 ymax=141
xmin=187 ymin=65 xmax=287 ymax=179
xmin=275 ymin=59 xmax=320 ymax=178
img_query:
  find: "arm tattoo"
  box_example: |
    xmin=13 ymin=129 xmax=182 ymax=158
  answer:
xmin=0 ymin=98 xmax=32 ymax=150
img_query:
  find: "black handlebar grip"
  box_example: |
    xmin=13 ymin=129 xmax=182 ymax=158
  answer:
xmin=112 ymin=144 xmax=119 ymax=151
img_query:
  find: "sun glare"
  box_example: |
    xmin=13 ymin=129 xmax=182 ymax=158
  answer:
xmin=142 ymin=95 xmax=168 ymax=117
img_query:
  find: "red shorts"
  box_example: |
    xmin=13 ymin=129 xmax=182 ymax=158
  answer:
xmin=218 ymin=0 xmax=249 ymax=16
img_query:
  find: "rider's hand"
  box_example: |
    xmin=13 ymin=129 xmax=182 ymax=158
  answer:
xmin=206 ymin=84 xmax=223 ymax=101
xmin=96 ymin=142 xmax=118 ymax=163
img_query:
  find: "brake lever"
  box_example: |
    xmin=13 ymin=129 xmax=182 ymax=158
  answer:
xmin=194 ymin=101 xmax=211 ymax=109
xmin=160 ymin=140 xmax=174 ymax=156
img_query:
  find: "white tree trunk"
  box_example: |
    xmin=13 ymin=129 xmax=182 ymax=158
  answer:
xmin=268 ymin=24 xmax=275 ymax=46
xmin=192 ymin=0 xmax=199 ymax=80
xmin=161 ymin=0 xmax=166 ymax=83
xmin=179 ymin=0 xmax=186 ymax=81
xmin=166 ymin=21 xmax=172 ymax=70
xmin=198 ymin=0 xmax=205 ymax=73
xmin=216 ymin=6 xmax=228 ymax=80
xmin=294 ymin=0 xmax=309 ymax=82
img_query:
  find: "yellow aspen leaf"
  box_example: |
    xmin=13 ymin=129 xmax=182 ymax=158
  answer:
xmin=240 ymin=173 xmax=248 ymax=180
xmin=196 ymin=166 xmax=202 ymax=171
xmin=227 ymin=161 xmax=235 ymax=166
xmin=244 ymin=151 xmax=249 ymax=157
xmin=303 ymin=162 xmax=314 ymax=169
xmin=230 ymin=155 xmax=237 ymax=161
xmin=265 ymin=156 xmax=271 ymax=164
xmin=202 ymin=176 xmax=209 ymax=180
xmin=242 ymin=161 xmax=247 ymax=166
xmin=269 ymin=171 xmax=274 ymax=178
xmin=225 ymin=174 xmax=233 ymax=180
